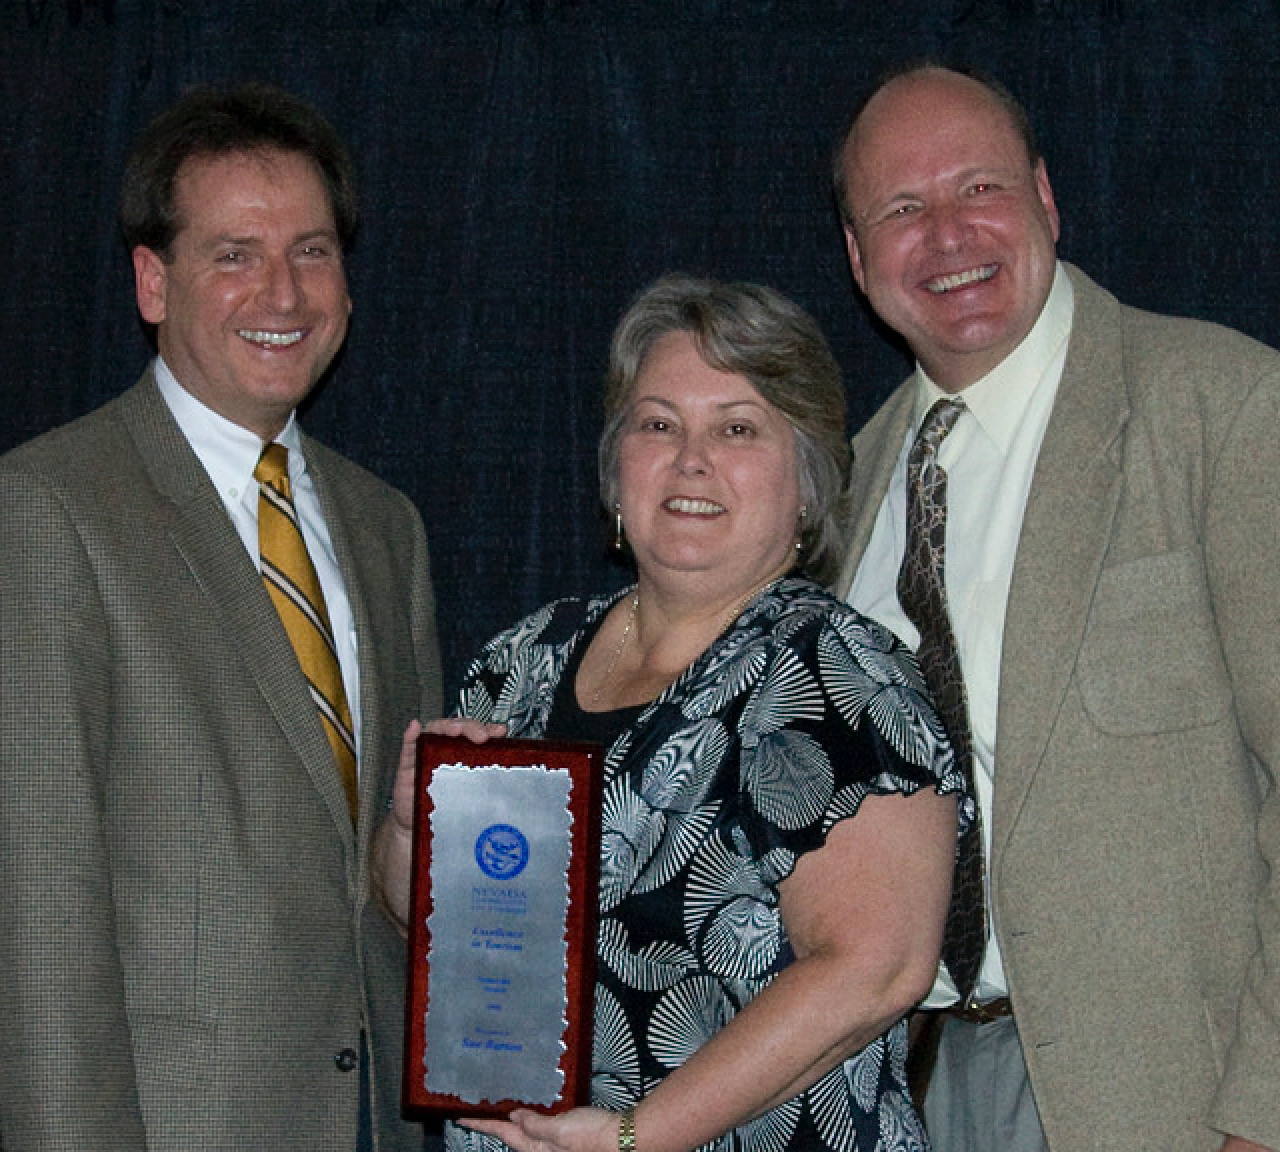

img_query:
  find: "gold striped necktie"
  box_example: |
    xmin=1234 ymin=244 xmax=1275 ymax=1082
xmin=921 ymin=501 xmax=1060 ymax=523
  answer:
xmin=255 ymin=443 xmax=358 ymax=821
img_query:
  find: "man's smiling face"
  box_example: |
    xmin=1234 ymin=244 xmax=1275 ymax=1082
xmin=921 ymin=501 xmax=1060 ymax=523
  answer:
xmin=132 ymin=147 xmax=351 ymax=439
xmin=841 ymin=68 xmax=1060 ymax=393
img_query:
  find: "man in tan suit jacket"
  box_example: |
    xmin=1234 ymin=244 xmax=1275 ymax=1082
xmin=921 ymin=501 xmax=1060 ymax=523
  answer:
xmin=0 ymin=85 xmax=441 ymax=1151
xmin=834 ymin=66 xmax=1280 ymax=1152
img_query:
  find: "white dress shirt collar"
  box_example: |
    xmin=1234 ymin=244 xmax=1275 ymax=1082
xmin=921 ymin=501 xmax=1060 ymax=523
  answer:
xmin=913 ymin=261 xmax=1075 ymax=451
xmin=153 ymin=356 xmax=308 ymax=511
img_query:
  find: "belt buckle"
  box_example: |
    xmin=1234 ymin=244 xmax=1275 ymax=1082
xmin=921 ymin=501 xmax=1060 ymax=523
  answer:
xmin=956 ymin=996 xmax=1012 ymax=1024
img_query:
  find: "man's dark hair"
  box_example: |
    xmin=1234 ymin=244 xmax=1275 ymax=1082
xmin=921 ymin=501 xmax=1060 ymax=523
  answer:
xmin=833 ymin=62 xmax=1042 ymax=227
xmin=120 ymin=82 xmax=357 ymax=257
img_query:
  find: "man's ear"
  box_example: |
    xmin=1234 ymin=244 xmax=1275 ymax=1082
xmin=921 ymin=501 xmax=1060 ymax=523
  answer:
xmin=1034 ymin=159 xmax=1061 ymax=245
xmin=844 ymin=225 xmax=868 ymax=294
xmin=132 ymin=246 xmax=168 ymax=326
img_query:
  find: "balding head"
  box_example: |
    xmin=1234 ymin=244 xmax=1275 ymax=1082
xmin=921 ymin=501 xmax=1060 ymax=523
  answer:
xmin=834 ymin=66 xmax=1059 ymax=391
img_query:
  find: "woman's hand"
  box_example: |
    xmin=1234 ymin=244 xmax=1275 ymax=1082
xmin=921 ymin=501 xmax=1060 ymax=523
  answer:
xmin=424 ymin=716 xmax=508 ymax=742
xmin=370 ymin=717 xmax=507 ymax=934
xmin=462 ymin=1106 xmax=619 ymax=1152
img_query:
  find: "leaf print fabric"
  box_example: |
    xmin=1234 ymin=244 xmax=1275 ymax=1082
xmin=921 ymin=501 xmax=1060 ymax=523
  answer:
xmin=446 ymin=577 xmax=964 ymax=1151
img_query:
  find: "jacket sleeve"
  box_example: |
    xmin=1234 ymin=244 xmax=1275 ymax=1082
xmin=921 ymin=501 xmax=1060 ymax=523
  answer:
xmin=1204 ymin=363 xmax=1280 ymax=1149
xmin=0 ymin=463 xmax=151 ymax=1150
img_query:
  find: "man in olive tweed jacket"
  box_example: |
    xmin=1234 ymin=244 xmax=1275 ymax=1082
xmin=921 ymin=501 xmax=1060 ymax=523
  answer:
xmin=0 ymin=85 xmax=441 ymax=1152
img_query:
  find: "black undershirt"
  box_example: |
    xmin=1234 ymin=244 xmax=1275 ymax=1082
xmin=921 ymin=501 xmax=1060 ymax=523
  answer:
xmin=543 ymin=611 xmax=646 ymax=749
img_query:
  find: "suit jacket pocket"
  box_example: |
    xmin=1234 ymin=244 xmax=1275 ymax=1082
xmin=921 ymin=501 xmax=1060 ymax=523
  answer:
xmin=1076 ymin=548 xmax=1231 ymax=734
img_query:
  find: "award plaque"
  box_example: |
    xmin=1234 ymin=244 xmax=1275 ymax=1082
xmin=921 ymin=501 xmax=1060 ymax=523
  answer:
xmin=403 ymin=734 xmax=604 ymax=1117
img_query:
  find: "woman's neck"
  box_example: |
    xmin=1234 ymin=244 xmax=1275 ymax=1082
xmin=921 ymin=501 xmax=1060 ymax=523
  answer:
xmin=580 ymin=566 xmax=789 ymax=712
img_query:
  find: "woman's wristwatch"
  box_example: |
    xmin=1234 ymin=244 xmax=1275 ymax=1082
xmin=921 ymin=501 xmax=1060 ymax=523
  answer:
xmin=618 ymin=1107 xmax=636 ymax=1152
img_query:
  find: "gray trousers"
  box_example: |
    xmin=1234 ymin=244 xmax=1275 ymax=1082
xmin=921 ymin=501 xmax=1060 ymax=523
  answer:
xmin=923 ymin=1015 xmax=1048 ymax=1152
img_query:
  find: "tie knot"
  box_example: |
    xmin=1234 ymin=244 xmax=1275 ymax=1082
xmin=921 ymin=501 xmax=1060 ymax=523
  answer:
xmin=255 ymin=443 xmax=290 ymax=492
xmin=919 ymin=397 xmax=965 ymax=449
xmin=908 ymin=397 xmax=965 ymax=470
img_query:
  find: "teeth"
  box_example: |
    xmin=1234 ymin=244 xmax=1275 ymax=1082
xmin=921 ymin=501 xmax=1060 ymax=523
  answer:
xmin=239 ymin=329 xmax=304 ymax=347
xmin=665 ymin=497 xmax=724 ymax=515
xmin=927 ymin=265 xmax=997 ymax=294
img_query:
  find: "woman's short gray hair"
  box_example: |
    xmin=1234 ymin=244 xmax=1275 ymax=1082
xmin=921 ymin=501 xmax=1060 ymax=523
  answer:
xmin=599 ymin=274 xmax=851 ymax=586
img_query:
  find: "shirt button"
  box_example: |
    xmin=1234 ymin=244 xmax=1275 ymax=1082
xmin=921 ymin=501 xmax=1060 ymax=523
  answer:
xmin=335 ymin=1047 xmax=359 ymax=1072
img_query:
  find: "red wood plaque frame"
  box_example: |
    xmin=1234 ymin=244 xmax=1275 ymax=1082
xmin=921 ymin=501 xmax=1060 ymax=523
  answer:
xmin=403 ymin=734 xmax=603 ymax=1118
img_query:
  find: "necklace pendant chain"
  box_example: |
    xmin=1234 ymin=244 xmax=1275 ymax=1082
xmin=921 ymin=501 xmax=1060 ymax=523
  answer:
xmin=591 ymin=591 xmax=639 ymax=709
xmin=589 ymin=577 xmax=776 ymax=710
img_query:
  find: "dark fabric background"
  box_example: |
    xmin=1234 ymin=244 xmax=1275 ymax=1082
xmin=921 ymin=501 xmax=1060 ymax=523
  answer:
xmin=4 ymin=0 xmax=1279 ymax=692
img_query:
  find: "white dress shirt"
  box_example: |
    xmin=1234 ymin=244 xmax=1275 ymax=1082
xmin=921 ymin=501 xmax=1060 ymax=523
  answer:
xmin=847 ymin=263 xmax=1075 ymax=1005
xmin=154 ymin=358 xmax=363 ymax=767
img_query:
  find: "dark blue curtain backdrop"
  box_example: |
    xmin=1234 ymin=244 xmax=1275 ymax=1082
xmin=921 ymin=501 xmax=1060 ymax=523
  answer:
xmin=4 ymin=0 xmax=1280 ymax=691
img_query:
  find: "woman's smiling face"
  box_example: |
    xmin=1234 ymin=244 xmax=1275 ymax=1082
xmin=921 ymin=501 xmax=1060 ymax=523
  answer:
xmin=616 ymin=331 xmax=802 ymax=594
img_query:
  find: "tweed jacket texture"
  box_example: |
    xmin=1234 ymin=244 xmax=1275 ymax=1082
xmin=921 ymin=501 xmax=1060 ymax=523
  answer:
xmin=0 ymin=371 xmax=443 ymax=1152
xmin=837 ymin=264 xmax=1280 ymax=1152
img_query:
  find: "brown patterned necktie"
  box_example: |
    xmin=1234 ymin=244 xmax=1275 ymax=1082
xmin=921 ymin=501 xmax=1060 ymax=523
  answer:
xmin=897 ymin=398 xmax=986 ymax=1004
xmin=255 ymin=444 xmax=359 ymax=821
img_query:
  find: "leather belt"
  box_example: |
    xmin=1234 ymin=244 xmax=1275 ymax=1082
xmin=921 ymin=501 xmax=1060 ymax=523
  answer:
xmin=945 ymin=996 xmax=1013 ymax=1024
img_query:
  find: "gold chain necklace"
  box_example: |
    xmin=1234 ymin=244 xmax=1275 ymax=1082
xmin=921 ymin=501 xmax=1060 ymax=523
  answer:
xmin=717 ymin=581 xmax=770 ymax=637
xmin=589 ymin=580 xmax=774 ymax=709
xmin=590 ymin=591 xmax=639 ymax=708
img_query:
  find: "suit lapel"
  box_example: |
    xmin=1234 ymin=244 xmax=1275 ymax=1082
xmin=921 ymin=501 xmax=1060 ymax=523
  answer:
xmin=836 ymin=381 xmax=915 ymax=597
xmin=120 ymin=373 xmax=357 ymax=849
xmin=305 ymin=441 xmax=392 ymax=857
xmin=992 ymin=267 xmax=1130 ymax=857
